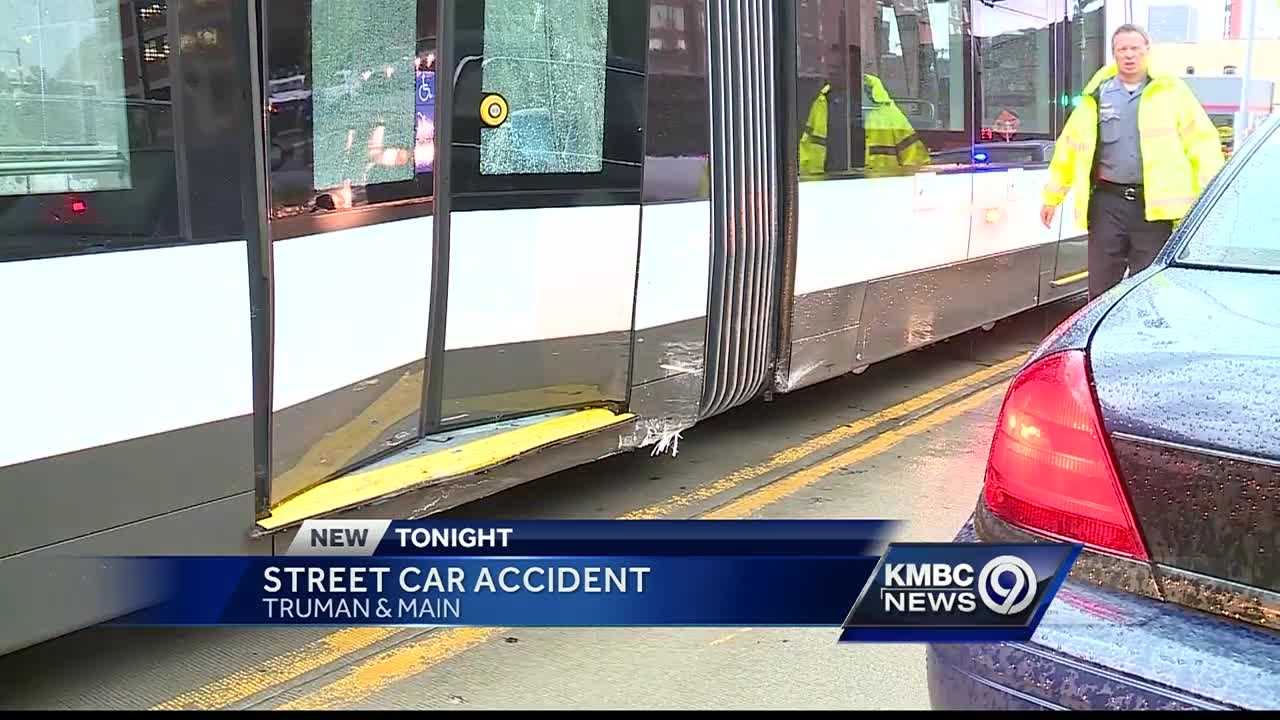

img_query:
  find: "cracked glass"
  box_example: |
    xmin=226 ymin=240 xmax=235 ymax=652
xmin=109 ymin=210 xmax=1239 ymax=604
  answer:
xmin=311 ymin=0 xmax=417 ymax=191
xmin=479 ymin=0 xmax=608 ymax=175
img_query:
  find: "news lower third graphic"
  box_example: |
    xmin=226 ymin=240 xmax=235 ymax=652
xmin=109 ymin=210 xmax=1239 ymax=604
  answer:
xmin=104 ymin=520 xmax=1079 ymax=642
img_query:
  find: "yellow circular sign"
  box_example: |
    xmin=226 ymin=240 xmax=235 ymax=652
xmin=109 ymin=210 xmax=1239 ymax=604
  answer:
xmin=480 ymin=94 xmax=509 ymax=128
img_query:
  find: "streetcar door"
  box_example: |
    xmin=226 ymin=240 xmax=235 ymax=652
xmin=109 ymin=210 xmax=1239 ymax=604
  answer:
xmin=427 ymin=1 xmax=648 ymax=431
xmin=259 ymin=0 xmax=441 ymax=509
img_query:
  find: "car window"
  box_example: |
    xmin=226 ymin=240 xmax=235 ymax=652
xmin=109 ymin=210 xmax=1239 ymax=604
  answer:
xmin=1178 ymin=124 xmax=1280 ymax=270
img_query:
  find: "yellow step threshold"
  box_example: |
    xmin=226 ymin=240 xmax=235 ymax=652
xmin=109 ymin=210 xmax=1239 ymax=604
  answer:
xmin=1051 ymin=270 xmax=1089 ymax=287
xmin=257 ymin=408 xmax=633 ymax=532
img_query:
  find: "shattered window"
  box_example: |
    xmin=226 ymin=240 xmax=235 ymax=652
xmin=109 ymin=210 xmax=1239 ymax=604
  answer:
xmin=479 ymin=0 xmax=609 ymax=175
xmin=264 ymin=0 xmax=438 ymax=234
xmin=310 ymin=0 xmax=418 ymax=191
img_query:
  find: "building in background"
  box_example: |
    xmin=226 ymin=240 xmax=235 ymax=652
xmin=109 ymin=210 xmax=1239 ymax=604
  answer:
xmin=1121 ymin=0 xmax=1280 ymax=117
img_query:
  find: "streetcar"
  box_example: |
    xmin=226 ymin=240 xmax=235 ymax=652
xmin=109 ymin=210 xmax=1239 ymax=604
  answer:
xmin=1 ymin=0 xmax=1121 ymax=654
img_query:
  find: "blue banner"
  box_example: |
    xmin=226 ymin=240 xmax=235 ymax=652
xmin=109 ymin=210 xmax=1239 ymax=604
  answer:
xmin=97 ymin=521 xmax=1079 ymax=642
xmin=111 ymin=555 xmax=879 ymax=627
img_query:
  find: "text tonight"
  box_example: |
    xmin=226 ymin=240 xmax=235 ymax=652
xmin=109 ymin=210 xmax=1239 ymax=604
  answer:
xmin=262 ymin=565 xmax=652 ymax=594
xmin=393 ymin=526 xmax=513 ymax=549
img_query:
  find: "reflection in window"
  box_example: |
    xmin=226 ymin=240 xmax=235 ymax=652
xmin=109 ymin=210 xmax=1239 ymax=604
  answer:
xmin=872 ymin=1 xmax=965 ymax=135
xmin=644 ymin=0 xmax=708 ymax=202
xmin=795 ymin=0 xmax=966 ymax=178
xmin=974 ymin=1 xmax=1054 ymax=139
xmin=264 ymin=0 xmax=437 ymax=226
xmin=0 ymin=0 xmax=134 ymax=197
xmin=1068 ymin=0 xmax=1106 ymax=109
xmin=0 ymin=0 xmax=178 ymax=247
xmin=479 ymin=0 xmax=609 ymax=175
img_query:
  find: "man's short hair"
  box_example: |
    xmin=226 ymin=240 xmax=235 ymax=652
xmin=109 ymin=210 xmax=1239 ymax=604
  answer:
xmin=1112 ymin=24 xmax=1151 ymax=48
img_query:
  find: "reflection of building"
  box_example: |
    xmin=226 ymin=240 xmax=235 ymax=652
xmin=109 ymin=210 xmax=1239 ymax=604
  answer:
xmin=981 ymin=28 xmax=1052 ymax=135
xmin=647 ymin=0 xmax=708 ymax=158
xmin=122 ymin=1 xmax=172 ymax=100
xmin=1148 ymin=4 xmax=1198 ymax=43
xmin=648 ymin=1 xmax=707 ymax=76
xmin=795 ymin=0 xmax=847 ymax=81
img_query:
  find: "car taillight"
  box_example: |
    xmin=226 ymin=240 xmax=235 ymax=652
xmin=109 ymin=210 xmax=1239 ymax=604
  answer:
xmin=983 ymin=350 xmax=1150 ymax=560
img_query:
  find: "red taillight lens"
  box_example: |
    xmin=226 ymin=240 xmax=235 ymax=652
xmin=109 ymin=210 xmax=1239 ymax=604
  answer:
xmin=983 ymin=350 xmax=1149 ymax=560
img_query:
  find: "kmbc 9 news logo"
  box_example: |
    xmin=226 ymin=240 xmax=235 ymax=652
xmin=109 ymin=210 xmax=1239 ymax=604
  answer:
xmin=839 ymin=544 xmax=1079 ymax=642
xmin=879 ymin=554 xmax=1038 ymax=616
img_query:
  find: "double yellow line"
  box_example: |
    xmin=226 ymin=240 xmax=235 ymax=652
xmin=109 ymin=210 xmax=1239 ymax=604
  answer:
xmin=153 ymin=352 xmax=1026 ymax=710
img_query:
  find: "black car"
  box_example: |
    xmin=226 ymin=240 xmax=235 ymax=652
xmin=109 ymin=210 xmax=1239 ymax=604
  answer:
xmin=928 ymin=115 xmax=1280 ymax=710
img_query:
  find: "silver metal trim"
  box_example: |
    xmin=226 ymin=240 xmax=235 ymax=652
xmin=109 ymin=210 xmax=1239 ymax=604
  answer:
xmin=1110 ymin=432 xmax=1280 ymax=470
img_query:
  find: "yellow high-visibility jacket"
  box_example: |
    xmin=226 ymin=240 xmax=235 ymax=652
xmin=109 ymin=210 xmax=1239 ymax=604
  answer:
xmin=1043 ymin=63 xmax=1225 ymax=230
xmin=798 ymin=77 xmax=929 ymax=176
xmin=863 ymin=74 xmax=929 ymax=174
xmin=799 ymin=83 xmax=831 ymax=176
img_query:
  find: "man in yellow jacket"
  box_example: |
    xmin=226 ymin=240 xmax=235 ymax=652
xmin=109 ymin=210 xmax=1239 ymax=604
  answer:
xmin=799 ymin=81 xmax=832 ymax=176
xmin=1041 ymin=24 xmax=1224 ymax=299
xmin=799 ymin=74 xmax=929 ymax=176
xmin=862 ymin=73 xmax=930 ymax=175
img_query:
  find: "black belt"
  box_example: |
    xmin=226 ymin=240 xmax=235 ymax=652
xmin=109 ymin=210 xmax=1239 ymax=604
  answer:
xmin=1095 ymin=179 xmax=1143 ymax=201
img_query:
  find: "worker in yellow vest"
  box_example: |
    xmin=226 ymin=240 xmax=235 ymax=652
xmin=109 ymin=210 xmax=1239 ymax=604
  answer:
xmin=799 ymin=74 xmax=929 ymax=176
xmin=799 ymin=82 xmax=832 ymax=176
xmin=862 ymin=73 xmax=930 ymax=175
xmin=1041 ymin=24 xmax=1224 ymax=299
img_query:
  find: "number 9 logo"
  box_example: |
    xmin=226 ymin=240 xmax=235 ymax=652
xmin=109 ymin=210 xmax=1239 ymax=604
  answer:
xmin=978 ymin=555 xmax=1038 ymax=616
xmin=480 ymin=93 xmax=509 ymax=128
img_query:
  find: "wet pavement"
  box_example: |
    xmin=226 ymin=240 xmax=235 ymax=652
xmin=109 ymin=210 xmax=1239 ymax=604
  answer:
xmin=0 ymin=299 xmax=1082 ymax=711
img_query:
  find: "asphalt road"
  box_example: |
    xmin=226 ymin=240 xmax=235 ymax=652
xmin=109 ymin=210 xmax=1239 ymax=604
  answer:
xmin=0 ymin=299 xmax=1083 ymax=711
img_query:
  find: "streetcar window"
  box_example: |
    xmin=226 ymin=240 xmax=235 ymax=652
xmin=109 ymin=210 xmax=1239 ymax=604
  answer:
xmin=0 ymin=0 xmax=181 ymax=256
xmin=795 ymin=0 xmax=969 ymax=179
xmin=0 ymin=0 xmax=136 ymax=197
xmin=1067 ymin=0 xmax=1107 ymax=117
xmin=311 ymin=1 xmax=418 ymax=190
xmin=477 ymin=0 xmax=609 ymax=176
xmin=644 ymin=0 xmax=710 ymax=203
xmin=262 ymin=0 xmax=438 ymax=236
xmin=974 ymin=0 xmax=1055 ymax=141
xmin=795 ymin=0 xmax=852 ymax=177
